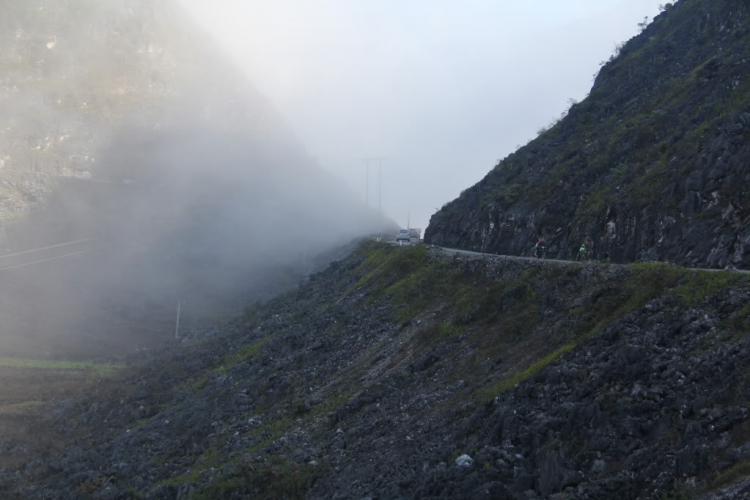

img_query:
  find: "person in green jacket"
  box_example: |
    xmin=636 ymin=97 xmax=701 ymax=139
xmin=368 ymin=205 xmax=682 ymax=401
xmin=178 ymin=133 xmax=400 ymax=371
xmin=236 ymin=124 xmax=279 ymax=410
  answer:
xmin=576 ymin=243 xmax=587 ymax=261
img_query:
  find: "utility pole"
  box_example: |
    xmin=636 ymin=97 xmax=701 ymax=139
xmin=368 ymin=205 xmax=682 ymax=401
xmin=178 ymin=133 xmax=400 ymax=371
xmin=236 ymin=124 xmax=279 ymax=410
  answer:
xmin=378 ymin=158 xmax=382 ymax=215
xmin=361 ymin=157 xmax=384 ymax=212
xmin=175 ymin=300 xmax=181 ymax=339
xmin=365 ymin=160 xmax=370 ymax=208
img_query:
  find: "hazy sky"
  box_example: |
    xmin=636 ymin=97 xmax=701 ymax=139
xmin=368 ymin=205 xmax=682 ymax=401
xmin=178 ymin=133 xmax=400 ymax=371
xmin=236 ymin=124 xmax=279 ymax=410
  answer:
xmin=178 ymin=0 xmax=666 ymax=231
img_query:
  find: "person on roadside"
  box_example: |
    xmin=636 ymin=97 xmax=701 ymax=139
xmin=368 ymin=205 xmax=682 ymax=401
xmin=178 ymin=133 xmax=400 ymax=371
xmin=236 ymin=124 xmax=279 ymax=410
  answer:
xmin=576 ymin=243 xmax=587 ymax=261
xmin=534 ymin=237 xmax=546 ymax=259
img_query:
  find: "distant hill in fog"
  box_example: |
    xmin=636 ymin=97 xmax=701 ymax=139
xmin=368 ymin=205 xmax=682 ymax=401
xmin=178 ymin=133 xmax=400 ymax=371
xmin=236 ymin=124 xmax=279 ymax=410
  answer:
xmin=0 ymin=1 xmax=270 ymax=218
xmin=0 ymin=0 xmax=392 ymax=358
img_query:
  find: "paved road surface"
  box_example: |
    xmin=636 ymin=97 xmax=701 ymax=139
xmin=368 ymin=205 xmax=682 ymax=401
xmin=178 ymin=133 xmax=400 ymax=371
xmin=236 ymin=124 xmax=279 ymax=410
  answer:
xmin=0 ymin=237 xmax=95 ymax=272
xmin=418 ymin=243 xmax=747 ymax=274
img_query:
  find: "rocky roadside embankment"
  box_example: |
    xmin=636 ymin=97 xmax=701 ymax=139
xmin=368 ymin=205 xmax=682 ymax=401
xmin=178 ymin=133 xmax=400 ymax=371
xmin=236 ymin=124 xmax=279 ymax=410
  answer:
xmin=3 ymin=242 xmax=750 ymax=499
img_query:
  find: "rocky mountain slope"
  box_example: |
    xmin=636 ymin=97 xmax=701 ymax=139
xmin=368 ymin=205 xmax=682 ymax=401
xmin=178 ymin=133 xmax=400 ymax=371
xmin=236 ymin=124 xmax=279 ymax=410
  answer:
xmin=425 ymin=0 xmax=750 ymax=269
xmin=4 ymin=242 xmax=750 ymax=499
xmin=0 ymin=0 xmax=276 ymax=221
xmin=7 ymin=1 xmax=750 ymax=498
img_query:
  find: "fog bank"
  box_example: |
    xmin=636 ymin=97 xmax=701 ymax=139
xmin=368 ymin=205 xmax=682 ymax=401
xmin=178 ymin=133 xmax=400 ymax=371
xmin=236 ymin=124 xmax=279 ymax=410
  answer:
xmin=0 ymin=0 xmax=390 ymax=358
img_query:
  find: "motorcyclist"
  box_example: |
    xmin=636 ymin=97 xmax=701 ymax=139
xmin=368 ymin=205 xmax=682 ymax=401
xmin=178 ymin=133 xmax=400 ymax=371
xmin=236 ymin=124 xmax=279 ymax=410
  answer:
xmin=576 ymin=243 xmax=587 ymax=261
xmin=534 ymin=238 xmax=546 ymax=258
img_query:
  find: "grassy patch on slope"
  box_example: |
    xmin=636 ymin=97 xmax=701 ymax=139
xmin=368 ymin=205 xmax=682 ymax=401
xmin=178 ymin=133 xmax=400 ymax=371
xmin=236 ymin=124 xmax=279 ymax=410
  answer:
xmin=469 ymin=262 xmax=747 ymax=403
xmin=0 ymin=357 xmax=124 ymax=374
xmin=0 ymin=400 xmax=45 ymax=415
xmin=214 ymin=337 xmax=271 ymax=374
xmin=693 ymin=458 xmax=750 ymax=497
xmin=476 ymin=343 xmax=576 ymax=400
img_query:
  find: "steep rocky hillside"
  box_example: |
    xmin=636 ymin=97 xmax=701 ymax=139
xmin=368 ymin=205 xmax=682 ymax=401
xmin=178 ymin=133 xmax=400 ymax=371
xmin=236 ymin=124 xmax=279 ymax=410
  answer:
xmin=0 ymin=0 xmax=278 ymax=221
xmin=4 ymin=242 xmax=750 ymax=499
xmin=426 ymin=0 xmax=750 ymax=269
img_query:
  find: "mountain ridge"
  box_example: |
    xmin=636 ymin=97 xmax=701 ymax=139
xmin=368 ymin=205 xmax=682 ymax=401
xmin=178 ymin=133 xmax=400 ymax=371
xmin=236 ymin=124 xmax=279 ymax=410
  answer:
xmin=425 ymin=0 xmax=750 ymax=269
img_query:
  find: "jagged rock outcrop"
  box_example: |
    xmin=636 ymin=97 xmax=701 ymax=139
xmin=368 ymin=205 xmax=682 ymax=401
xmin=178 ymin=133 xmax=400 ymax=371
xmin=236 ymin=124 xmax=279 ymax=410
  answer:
xmin=426 ymin=0 xmax=750 ymax=269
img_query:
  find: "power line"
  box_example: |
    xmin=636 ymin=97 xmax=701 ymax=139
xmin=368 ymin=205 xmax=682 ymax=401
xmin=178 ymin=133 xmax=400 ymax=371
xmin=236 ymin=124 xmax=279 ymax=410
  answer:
xmin=0 ymin=249 xmax=90 ymax=272
xmin=0 ymin=169 xmax=116 ymax=184
xmin=0 ymin=237 xmax=93 ymax=260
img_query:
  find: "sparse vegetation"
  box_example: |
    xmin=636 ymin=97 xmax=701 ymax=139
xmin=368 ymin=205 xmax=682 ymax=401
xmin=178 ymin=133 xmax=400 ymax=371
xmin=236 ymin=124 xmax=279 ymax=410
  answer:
xmin=9 ymin=0 xmax=750 ymax=496
xmin=427 ymin=0 xmax=744 ymax=267
xmin=696 ymin=458 xmax=750 ymax=496
xmin=674 ymin=270 xmax=743 ymax=306
xmin=214 ymin=337 xmax=271 ymax=374
xmin=476 ymin=343 xmax=575 ymax=401
xmin=658 ymin=3 xmax=674 ymax=13
xmin=0 ymin=357 xmax=124 ymax=374
xmin=724 ymin=301 xmax=750 ymax=336
xmin=6 ymin=226 xmax=750 ymax=498
xmin=0 ymin=400 xmax=44 ymax=415
xmin=637 ymin=16 xmax=650 ymax=32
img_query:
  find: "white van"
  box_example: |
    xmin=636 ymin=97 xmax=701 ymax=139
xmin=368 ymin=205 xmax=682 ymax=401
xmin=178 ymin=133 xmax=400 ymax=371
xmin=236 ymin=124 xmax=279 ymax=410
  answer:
xmin=396 ymin=229 xmax=412 ymax=245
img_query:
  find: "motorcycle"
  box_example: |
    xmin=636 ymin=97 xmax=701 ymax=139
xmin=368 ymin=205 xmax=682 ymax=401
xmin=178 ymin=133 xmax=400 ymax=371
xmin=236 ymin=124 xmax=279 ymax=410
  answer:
xmin=533 ymin=244 xmax=546 ymax=259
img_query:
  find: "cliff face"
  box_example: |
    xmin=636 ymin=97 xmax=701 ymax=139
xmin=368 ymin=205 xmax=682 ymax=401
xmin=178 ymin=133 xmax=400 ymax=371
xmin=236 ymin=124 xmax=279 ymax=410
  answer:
xmin=426 ymin=0 xmax=750 ymax=269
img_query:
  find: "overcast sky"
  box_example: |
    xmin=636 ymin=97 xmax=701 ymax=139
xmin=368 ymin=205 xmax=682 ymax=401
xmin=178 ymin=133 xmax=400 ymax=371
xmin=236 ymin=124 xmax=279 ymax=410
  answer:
xmin=178 ymin=0 xmax=666 ymax=231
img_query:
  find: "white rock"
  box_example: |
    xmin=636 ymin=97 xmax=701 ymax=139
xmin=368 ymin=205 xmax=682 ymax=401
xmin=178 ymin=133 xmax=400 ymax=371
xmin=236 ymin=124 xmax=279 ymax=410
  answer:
xmin=455 ymin=454 xmax=473 ymax=467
